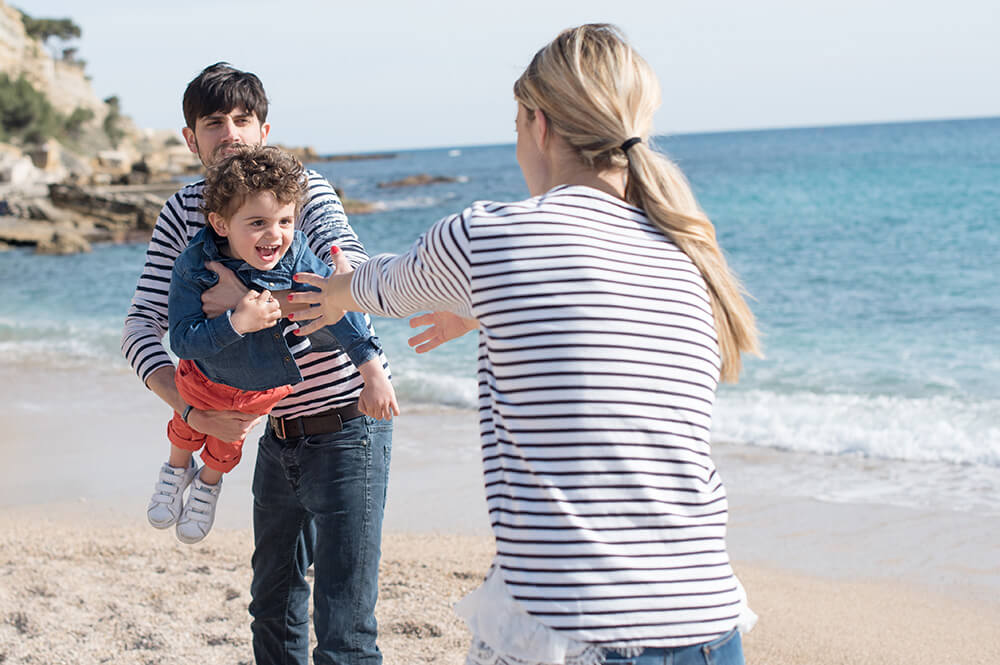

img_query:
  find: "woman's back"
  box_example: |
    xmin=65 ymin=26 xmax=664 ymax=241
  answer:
xmin=465 ymin=185 xmax=738 ymax=647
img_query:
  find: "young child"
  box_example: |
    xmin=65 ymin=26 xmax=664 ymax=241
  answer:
xmin=147 ymin=144 xmax=396 ymax=544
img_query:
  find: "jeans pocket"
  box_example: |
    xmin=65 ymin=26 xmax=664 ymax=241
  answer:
xmin=701 ymin=628 xmax=743 ymax=665
xmin=301 ymin=416 xmax=369 ymax=449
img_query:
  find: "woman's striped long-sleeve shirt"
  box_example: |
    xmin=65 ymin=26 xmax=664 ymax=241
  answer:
xmin=351 ymin=184 xmax=742 ymax=648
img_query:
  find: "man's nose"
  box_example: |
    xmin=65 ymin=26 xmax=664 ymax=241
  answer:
xmin=220 ymin=119 xmax=241 ymax=142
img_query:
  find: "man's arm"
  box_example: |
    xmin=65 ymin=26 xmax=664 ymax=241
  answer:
xmin=121 ymin=190 xmax=191 ymax=384
xmin=121 ymin=184 xmax=263 ymax=441
xmin=297 ymin=170 xmax=368 ymax=267
xmin=145 ymin=366 xmax=260 ymax=443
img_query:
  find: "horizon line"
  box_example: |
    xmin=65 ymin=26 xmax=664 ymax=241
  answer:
xmin=314 ymin=112 xmax=1000 ymax=157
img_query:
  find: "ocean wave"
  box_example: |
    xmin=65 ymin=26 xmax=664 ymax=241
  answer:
xmin=714 ymin=389 xmax=1000 ymax=467
xmin=391 ymin=368 xmax=478 ymax=409
xmin=371 ymin=191 xmax=462 ymax=211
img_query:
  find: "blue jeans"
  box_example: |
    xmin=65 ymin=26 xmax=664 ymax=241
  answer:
xmin=249 ymin=415 xmax=393 ymax=665
xmin=604 ymin=629 xmax=744 ymax=665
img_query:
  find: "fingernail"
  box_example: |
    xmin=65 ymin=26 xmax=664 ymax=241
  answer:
xmin=287 ymin=313 xmax=294 ymax=320
xmin=287 ymin=294 xmax=294 ymax=301
xmin=294 ymin=330 xmax=301 ymax=335
xmin=330 ymin=246 xmax=340 ymax=255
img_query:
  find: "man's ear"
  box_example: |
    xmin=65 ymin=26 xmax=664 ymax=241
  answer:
xmin=208 ymin=212 xmax=228 ymax=237
xmin=182 ymin=127 xmax=198 ymax=155
xmin=259 ymin=121 xmax=271 ymax=145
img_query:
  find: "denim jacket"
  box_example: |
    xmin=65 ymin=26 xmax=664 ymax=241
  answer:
xmin=168 ymin=227 xmax=380 ymax=392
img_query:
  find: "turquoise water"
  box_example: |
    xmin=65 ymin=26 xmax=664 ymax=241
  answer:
xmin=2 ymin=117 xmax=998 ymax=475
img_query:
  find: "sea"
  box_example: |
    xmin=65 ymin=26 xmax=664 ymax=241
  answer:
xmin=2 ymin=116 xmax=998 ymax=517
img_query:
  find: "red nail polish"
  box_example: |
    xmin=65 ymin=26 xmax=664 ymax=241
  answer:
xmin=287 ymin=313 xmax=294 ymax=320
xmin=330 ymin=246 xmax=340 ymax=255
xmin=287 ymin=294 xmax=294 ymax=301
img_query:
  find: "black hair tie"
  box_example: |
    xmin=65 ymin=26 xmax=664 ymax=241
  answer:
xmin=620 ymin=137 xmax=642 ymax=153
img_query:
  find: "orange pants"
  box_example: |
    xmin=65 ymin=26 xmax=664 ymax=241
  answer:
xmin=167 ymin=359 xmax=293 ymax=473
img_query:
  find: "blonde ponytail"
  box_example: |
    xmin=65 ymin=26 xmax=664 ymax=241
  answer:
xmin=624 ymin=143 xmax=760 ymax=381
xmin=515 ymin=24 xmax=760 ymax=382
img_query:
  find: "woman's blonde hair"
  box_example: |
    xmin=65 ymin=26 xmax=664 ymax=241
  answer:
xmin=513 ymin=24 xmax=760 ymax=382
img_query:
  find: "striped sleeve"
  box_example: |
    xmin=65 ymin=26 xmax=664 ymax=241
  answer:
xmin=298 ymin=170 xmax=368 ymax=269
xmin=351 ymin=212 xmax=474 ymax=319
xmin=120 ymin=184 xmax=204 ymax=384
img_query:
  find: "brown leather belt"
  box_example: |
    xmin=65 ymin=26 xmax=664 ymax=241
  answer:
xmin=268 ymin=403 xmax=364 ymax=440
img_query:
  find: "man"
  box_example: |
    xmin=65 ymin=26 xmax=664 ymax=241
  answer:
xmin=122 ymin=62 xmax=396 ymax=665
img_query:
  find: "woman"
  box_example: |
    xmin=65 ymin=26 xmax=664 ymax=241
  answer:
xmin=292 ymin=23 xmax=759 ymax=665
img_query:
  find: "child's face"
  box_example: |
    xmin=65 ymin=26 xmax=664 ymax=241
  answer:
xmin=209 ymin=192 xmax=296 ymax=271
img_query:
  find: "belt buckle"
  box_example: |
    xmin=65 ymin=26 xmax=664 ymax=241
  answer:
xmin=272 ymin=415 xmax=286 ymax=440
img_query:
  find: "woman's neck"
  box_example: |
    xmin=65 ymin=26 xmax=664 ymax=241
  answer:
xmin=543 ymin=142 xmax=627 ymax=201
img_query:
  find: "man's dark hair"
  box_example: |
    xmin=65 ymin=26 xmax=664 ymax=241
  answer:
xmin=182 ymin=62 xmax=269 ymax=129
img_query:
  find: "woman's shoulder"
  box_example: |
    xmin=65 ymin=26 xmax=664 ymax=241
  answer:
xmin=460 ymin=185 xmax=644 ymax=226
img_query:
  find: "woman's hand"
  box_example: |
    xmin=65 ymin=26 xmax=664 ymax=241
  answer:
xmin=287 ymin=272 xmax=358 ymax=335
xmin=407 ymin=312 xmax=478 ymax=353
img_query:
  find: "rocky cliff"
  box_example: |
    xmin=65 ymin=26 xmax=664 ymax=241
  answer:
xmin=0 ymin=2 xmax=107 ymax=126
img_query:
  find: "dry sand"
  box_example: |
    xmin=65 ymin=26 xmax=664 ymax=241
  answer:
xmin=2 ymin=511 xmax=999 ymax=665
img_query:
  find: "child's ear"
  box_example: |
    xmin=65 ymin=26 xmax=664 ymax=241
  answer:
xmin=208 ymin=212 xmax=228 ymax=237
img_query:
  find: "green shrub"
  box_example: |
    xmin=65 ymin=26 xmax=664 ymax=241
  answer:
xmin=0 ymin=73 xmax=63 ymax=143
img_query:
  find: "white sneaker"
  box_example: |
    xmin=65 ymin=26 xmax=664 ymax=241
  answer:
xmin=175 ymin=475 xmax=222 ymax=544
xmin=147 ymin=459 xmax=199 ymax=529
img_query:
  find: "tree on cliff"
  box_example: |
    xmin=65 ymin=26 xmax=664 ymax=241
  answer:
xmin=17 ymin=10 xmax=80 ymax=42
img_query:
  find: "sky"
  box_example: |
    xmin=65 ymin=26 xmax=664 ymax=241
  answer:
xmin=13 ymin=0 xmax=1000 ymax=153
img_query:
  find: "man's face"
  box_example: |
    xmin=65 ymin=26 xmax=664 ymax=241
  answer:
xmin=182 ymin=107 xmax=270 ymax=167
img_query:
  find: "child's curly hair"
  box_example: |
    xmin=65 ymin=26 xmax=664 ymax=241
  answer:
xmin=202 ymin=145 xmax=306 ymax=221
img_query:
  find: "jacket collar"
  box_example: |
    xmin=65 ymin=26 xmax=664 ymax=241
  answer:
xmin=200 ymin=225 xmax=299 ymax=290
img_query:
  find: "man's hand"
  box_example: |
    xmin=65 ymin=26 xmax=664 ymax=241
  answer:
xmin=407 ymin=312 xmax=478 ymax=353
xmin=230 ymin=289 xmax=281 ymax=334
xmin=357 ymin=359 xmax=400 ymax=421
xmin=145 ymin=366 xmax=261 ymax=442
xmin=202 ymin=261 xmax=248 ymax=318
xmin=188 ymin=408 xmax=262 ymax=443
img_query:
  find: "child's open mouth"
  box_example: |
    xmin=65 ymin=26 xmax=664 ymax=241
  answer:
xmin=256 ymin=244 xmax=280 ymax=262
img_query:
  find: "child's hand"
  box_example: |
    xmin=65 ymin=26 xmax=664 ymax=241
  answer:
xmin=357 ymin=361 xmax=400 ymax=421
xmin=230 ymin=289 xmax=282 ymax=334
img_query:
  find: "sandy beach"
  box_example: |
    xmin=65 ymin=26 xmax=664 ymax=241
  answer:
xmin=2 ymin=365 xmax=999 ymax=664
